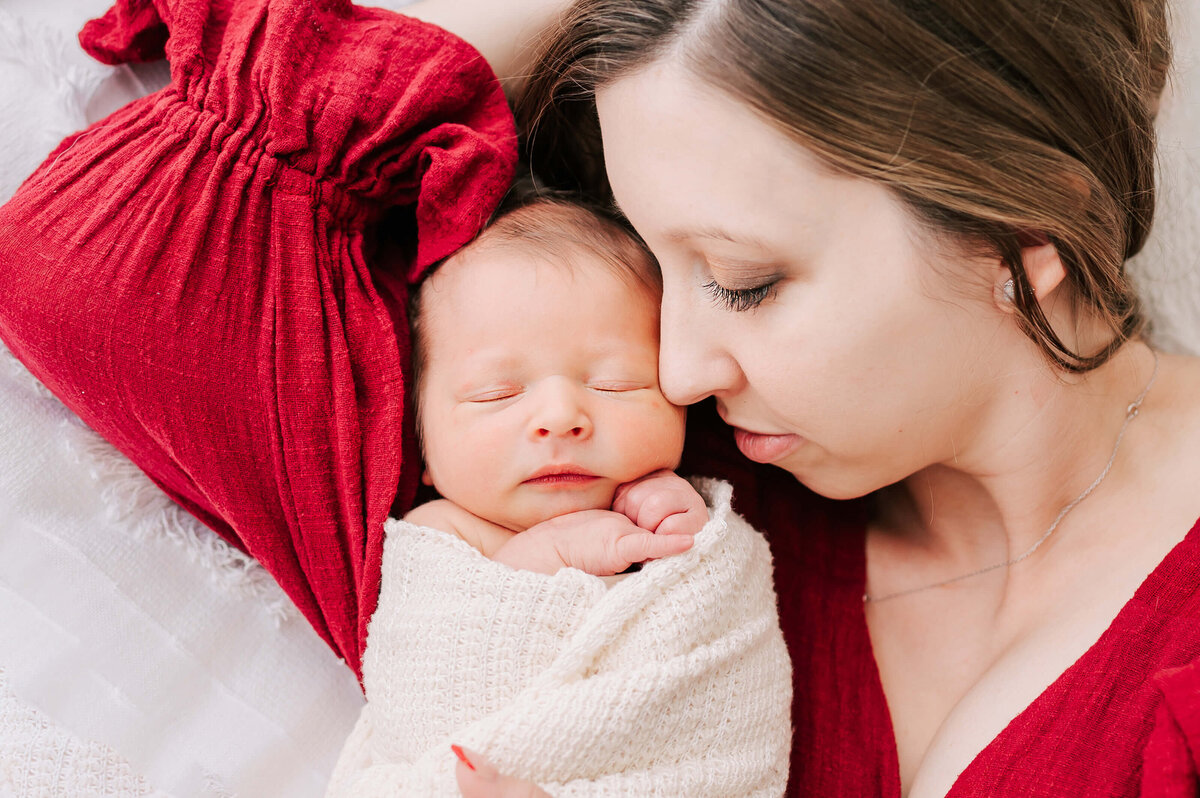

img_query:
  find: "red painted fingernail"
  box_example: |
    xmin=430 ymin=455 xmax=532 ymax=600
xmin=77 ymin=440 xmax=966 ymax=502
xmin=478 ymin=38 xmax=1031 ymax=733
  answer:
xmin=450 ymin=744 xmax=475 ymax=771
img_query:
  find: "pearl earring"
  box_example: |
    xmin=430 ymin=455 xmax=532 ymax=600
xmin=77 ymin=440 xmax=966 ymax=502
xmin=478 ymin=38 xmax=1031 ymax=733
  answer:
xmin=1003 ymin=278 xmax=1016 ymax=303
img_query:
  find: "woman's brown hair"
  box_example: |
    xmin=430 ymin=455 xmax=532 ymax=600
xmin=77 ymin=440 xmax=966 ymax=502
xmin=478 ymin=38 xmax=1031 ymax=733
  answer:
xmin=516 ymin=0 xmax=1171 ymax=371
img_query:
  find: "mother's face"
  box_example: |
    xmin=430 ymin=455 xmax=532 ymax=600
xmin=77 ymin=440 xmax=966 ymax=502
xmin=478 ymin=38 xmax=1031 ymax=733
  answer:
xmin=596 ymin=62 xmax=1010 ymax=499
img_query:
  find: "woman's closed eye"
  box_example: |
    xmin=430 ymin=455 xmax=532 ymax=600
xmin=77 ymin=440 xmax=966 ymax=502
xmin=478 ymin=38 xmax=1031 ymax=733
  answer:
xmin=702 ymin=278 xmax=779 ymax=312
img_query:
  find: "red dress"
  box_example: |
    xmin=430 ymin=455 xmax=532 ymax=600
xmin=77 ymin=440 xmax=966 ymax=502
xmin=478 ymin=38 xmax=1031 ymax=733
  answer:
xmin=692 ymin=415 xmax=1200 ymax=796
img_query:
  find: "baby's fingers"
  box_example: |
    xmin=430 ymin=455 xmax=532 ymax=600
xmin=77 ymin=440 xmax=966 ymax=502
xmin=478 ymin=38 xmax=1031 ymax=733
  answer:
xmin=655 ymin=508 xmax=708 ymax=537
xmin=614 ymin=530 xmax=694 ymax=565
xmin=613 ymin=474 xmax=709 ymax=535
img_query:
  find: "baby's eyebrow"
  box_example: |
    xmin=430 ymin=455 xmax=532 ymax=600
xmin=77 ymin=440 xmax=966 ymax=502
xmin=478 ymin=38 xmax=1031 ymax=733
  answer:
xmin=460 ymin=349 xmax=523 ymax=371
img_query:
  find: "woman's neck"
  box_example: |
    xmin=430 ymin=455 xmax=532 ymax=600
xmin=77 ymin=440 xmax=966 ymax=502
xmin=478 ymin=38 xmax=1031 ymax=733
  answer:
xmin=884 ymin=341 xmax=1160 ymax=583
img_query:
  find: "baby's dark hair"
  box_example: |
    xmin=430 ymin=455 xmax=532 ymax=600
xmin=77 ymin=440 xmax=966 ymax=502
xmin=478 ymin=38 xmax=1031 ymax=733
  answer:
xmin=469 ymin=178 xmax=662 ymax=296
xmin=409 ymin=178 xmax=661 ymax=432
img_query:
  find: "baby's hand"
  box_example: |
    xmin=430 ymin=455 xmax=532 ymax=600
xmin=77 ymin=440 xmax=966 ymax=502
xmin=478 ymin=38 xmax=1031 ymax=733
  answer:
xmin=612 ymin=469 xmax=709 ymax=537
xmin=489 ymin=472 xmax=706 ymax=576
xmin=491 ymin=509 xmax=693 ymax=576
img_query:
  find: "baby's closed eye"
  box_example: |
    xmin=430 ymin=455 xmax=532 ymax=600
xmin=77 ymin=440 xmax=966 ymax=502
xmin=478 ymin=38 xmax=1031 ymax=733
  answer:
xmin=462 ymin=386 xmax=524 ymax=402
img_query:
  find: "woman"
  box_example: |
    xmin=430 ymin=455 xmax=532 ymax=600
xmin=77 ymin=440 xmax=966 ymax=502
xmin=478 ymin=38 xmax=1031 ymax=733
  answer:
xmin=426 ymin=0 xmax=1200 ymax=795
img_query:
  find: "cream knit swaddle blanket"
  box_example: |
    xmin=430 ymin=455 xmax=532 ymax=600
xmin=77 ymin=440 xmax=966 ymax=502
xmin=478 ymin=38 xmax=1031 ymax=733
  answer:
xmin=325 ymin=479 xmax=792 ymax=797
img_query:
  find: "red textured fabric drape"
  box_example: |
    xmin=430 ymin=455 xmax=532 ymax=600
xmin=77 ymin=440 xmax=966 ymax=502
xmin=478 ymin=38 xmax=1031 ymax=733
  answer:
xmin=0 ymin=0 xmax=516 ymax=680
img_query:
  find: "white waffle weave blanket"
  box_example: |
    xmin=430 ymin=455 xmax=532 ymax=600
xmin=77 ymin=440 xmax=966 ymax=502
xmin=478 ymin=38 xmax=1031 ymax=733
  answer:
xmin=326 ymin=479 xmax=792 ymax=797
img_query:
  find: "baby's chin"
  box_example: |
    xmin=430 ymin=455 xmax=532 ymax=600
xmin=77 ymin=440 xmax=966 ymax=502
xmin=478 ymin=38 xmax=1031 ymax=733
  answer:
xmin=511 ymin=492 xmax=616 ymax=532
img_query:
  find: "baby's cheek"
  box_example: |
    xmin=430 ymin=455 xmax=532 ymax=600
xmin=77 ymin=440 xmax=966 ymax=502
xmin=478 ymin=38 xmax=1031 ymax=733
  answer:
xmin=619 ymin=402 xmax=688 ymax=473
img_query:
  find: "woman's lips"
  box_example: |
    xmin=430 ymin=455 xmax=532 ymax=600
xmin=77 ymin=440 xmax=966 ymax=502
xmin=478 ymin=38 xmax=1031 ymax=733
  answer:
xmin=733 ymin=428 xmax=802 ymax=464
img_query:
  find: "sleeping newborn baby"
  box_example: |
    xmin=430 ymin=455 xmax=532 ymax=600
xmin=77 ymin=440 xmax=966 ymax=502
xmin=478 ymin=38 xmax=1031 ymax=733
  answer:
xmin=326 ymin=195 xmax=792 ymax=797
xmin=406 ymin=195 xmax=704 ymax=579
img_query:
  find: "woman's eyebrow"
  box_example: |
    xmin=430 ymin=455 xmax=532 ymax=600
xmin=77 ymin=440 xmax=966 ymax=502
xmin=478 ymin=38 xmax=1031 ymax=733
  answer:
xmin=609 ymin=197 xmax=775 ymax=250
xmin=665 ymin=226 xmax=740 ymax=243
xmin=664 ymin=226 xmax=775 ymax=251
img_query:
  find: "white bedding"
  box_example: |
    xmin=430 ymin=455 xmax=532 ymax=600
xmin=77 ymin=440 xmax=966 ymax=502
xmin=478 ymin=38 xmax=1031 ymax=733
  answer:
xmin=0 ymin=291 xmax=363 ymax=795
xmin=0 ymin=0 xmax=1196 ymax=796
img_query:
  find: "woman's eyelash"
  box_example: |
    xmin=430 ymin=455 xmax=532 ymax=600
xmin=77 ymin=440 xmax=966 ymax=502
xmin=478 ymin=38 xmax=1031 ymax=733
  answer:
xmin=589 ymin=383 xmax=639 ymax=393
xmin=702 ymin=279 xmax=778 ymax=312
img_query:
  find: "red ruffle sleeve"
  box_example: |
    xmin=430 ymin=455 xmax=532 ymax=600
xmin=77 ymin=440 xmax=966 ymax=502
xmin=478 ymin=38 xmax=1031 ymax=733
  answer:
xmin=1143 ymin=660 xmax=1200 ymax=796
xmin=0 ymin=0 xmax=516 ymax=679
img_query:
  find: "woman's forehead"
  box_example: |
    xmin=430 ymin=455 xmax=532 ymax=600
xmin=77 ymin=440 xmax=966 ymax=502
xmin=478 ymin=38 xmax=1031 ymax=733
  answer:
xmin=596 ymin=65 xmax=873 ymax=251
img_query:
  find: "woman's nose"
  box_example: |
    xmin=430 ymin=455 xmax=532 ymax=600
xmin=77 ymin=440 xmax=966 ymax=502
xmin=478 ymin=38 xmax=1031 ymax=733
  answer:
xmin=529 ymin=379 xmax=593 ymax=440
xmin=658 ymin=287 xmax=742 ymax=406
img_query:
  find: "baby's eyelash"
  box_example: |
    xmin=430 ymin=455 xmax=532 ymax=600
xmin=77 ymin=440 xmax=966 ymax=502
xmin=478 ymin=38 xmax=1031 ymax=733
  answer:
xmin=467 ymin=388 xmax=522 ymax=403
xmin=702 ymin=279 xmax=778 ymax=312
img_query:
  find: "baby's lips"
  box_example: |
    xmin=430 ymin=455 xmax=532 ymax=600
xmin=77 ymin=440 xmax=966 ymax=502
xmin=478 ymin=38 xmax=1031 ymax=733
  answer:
xmin=522 ymin=464 xmax=599 ymax=483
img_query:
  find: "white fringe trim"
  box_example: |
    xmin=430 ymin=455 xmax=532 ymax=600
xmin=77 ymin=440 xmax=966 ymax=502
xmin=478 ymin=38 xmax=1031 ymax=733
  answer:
xmin=60 ymin=423 xmax=297 ymax=626
xmin=2 ymin=344 xmax=295 ymax=625
xmin=0 ymin=12 xmax=106 ymax=135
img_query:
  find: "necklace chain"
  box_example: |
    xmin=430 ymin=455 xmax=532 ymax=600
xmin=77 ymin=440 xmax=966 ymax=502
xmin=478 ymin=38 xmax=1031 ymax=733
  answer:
xmin=863 ymin=350 xmax=1161 ymax=604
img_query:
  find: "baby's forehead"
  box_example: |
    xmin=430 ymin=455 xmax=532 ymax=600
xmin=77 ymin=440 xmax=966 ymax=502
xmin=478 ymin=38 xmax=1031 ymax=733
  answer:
xmin=419 ymin=245 xmax=662 ymax=364
xmin=424 ymin=240 xmax=654 ymax=313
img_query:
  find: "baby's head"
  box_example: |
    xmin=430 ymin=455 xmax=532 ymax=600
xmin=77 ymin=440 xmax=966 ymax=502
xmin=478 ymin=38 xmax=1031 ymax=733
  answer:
xmin=411 ymin=196 xmax=687 ymax=532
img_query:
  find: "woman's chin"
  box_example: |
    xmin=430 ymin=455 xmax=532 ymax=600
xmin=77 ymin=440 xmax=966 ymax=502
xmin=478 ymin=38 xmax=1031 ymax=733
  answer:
xmin=771 ymin=457 xmax=882 ymax=502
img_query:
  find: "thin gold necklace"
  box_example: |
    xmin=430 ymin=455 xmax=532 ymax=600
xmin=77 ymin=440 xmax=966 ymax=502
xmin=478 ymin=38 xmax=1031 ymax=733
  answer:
xmin=863 ymin=350 xmax=1160 ymax=604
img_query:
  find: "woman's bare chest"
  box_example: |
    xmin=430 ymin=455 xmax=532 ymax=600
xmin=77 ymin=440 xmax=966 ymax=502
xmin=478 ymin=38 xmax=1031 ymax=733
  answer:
xmin=868 ymin=593 xmax=1115 ymax=797
xmin=866 ymin=507 xmax=1195 ymax=796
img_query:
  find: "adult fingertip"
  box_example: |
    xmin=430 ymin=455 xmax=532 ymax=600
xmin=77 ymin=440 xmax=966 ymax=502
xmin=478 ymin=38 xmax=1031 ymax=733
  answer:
xmin=451 ymin=744 xmax=476 ymax=772
xmin=454 ymin=746 xmax=500 ymax=797
xmin=453 ymin=745 xmax=498 ymax=780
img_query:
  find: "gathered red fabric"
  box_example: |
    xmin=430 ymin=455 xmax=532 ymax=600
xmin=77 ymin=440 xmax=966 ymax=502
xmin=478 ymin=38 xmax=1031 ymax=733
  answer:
xmin=0 ymin=0 xmax=515 ymax=679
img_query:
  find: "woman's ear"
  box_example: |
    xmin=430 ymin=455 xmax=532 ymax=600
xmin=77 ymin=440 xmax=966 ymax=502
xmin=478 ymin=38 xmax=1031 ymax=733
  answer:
xmin=422 ymin=468 xmax=435 ymax=487
xmin=1022 ymin=241 xmax=1068 ymax=298
xmin=993 ymin=240 xmax=1068 ymax=311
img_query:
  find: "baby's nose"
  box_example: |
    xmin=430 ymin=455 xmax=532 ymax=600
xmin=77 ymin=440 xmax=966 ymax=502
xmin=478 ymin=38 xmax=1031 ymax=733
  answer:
xmin=530 ymin=380 xmax=593 ymax=440
xmin=535 ymin=421 xmax=587 ymax=438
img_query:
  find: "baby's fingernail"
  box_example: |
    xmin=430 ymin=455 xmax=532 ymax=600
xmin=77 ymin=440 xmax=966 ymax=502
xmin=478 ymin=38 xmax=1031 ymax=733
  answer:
xmin=450 ymin=744 xmax=475 ymax=771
